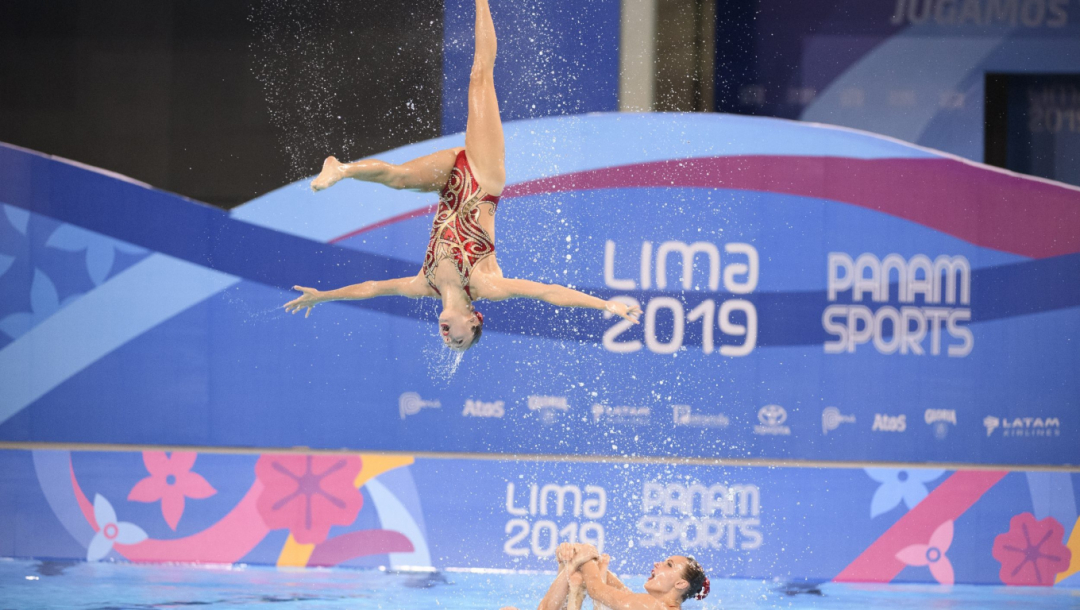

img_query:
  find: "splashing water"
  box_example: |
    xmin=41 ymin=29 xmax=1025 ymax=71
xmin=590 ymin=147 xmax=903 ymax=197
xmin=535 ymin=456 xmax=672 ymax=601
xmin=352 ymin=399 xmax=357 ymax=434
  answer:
xmin=248 ymin=0 xmax=357 ymax=182
xmin=218 ymin=285 xmax=290 ymax=324
xmin=422 ymin=334 xmax=466 ymax=384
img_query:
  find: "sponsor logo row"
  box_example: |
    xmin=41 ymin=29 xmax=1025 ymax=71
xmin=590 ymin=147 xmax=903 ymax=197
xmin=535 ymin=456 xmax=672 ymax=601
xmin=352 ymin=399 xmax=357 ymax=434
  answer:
xmin=399 ymin=392 xmax=571 ymax=421
xmin=401 ymin=393 xmax=709 ymax=427
xmin=822 ymin=407 xmax=1061 ymax=440
xmin=399 ymin=392 xmax=676 ymax=426
xmin=400 ymin=393 xmax=1062 ymax=440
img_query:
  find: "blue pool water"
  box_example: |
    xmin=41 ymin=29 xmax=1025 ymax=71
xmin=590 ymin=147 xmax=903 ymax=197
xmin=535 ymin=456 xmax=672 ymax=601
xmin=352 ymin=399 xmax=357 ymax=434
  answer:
xmin=1 ymin=559 xmax=1077 ymax=609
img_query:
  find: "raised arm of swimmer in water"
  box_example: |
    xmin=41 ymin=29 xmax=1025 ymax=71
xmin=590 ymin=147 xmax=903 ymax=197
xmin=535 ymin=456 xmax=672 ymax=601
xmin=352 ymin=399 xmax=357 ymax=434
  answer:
xmin=534 ymin=543 xmax=592 ymax=610
xmin=579 ymin=558 xmax=661 ymax=610
xmin=564 ymin=545 xmax=602 ymax=610
xmin=568 ymin=552 xmax=622 ymax=610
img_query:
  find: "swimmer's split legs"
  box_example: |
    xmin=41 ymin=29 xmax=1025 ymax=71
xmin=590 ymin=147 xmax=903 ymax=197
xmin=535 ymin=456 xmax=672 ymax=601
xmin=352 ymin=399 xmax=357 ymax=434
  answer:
xmin=311 ymin=0 xmax=504 ymax=197
xmin=310 ymin=148 xmax=461 ymax=193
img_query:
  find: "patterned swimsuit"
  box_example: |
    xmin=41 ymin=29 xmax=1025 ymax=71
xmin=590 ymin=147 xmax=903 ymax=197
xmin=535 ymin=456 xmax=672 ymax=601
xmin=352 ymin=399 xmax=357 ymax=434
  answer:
xmin=421 ymin=150 xmax=500 ymax=299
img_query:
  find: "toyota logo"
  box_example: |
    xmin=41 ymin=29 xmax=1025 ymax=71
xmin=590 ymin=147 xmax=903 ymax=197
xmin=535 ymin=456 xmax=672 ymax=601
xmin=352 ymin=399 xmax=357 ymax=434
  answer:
xmin=758 ymin=405 xmax=787 ymax=426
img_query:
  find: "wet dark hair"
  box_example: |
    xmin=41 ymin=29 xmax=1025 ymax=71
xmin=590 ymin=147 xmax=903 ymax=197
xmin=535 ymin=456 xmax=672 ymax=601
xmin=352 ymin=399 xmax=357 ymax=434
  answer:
xmin=680 ymin=556 xmax=708 ymax=601
xmin=468 ymin=310 xmax=484 ymax=348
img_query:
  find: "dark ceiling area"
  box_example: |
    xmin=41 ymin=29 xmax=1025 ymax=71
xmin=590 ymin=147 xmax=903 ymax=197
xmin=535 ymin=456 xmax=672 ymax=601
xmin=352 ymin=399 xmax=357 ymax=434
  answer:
xmin=0 ymin=0 xmax=444 ymax=209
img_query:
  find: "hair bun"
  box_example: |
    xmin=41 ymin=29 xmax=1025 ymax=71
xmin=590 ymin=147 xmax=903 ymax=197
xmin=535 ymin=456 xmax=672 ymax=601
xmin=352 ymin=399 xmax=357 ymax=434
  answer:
xmin=694 ymin=576 xmax=710 ymax=601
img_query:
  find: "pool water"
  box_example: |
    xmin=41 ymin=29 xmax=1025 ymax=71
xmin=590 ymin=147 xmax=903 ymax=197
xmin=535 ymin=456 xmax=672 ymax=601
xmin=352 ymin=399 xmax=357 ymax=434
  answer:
xmin=1 ymin=559 xmax=1077 ymax=609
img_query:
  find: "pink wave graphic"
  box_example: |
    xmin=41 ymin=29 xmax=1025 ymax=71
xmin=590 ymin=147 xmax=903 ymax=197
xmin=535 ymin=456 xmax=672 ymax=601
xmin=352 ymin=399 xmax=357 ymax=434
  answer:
xmin=334 ymin=156 xmax=1080 ymax=259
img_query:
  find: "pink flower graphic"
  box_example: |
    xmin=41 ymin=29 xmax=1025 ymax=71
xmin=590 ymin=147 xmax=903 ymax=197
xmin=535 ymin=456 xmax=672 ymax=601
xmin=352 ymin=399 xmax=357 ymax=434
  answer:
xmin=992 ymin=513 xmax=1072 ymax=586
xmin=254 ymin=454 xmax=363 ymax=545
xmin=895 ymin=520 xmax=955 ymax=585
xmin=128 ymin=451 xmax=216 ymax=530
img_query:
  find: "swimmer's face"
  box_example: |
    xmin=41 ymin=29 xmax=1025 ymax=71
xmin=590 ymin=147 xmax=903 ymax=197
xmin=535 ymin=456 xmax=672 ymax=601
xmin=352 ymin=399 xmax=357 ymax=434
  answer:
xmin=644 ymin=556 xmax=690 ymax=596
xmin=439 ymin=310 xmax=480 ymax=351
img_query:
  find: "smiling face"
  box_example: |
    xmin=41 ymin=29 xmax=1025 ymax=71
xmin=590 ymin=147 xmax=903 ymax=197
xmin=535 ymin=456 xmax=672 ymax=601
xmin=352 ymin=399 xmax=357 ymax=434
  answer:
xmin=644 ymin=556 xmax=691 ymax=596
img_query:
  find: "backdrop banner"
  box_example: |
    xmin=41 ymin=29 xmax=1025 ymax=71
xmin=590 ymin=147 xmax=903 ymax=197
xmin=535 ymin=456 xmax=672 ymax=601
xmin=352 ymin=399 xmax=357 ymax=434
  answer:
xmin=1 ymin=113 xmax=1079 ymax=467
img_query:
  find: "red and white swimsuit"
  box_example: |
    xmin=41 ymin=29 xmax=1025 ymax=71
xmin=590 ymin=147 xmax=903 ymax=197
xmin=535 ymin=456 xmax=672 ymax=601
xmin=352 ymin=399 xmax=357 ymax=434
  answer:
xmin=421 ymin=150 xmax=500 ymax=299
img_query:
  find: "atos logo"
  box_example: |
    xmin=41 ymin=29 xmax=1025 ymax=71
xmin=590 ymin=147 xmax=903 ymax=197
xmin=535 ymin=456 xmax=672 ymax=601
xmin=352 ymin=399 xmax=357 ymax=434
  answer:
xmin=872 ymin=414 xmax=906 ymax=432
xmin=754 ymin=405 xmax=790 ymax=435
xmin=463 ymin=399 xmax=505 ymax=418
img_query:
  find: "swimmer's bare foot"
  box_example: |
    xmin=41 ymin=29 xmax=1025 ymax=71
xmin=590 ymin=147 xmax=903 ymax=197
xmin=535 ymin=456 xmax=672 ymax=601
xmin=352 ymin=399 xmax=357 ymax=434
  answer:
xmin=311 ymin=156 xmax=345 ymax=192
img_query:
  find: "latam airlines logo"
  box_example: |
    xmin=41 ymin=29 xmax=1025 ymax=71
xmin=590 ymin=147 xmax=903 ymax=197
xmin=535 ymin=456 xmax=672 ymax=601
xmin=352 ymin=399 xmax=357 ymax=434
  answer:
xmin=592 ymin=403 xmax=651 ymax=425
xmin=984 ymin=416 xmax=1061 ymax=438
xmin=754 ymin=405 xmax=790 ymax=435
xmin=399 ymin=392 xmax=440 ymax=419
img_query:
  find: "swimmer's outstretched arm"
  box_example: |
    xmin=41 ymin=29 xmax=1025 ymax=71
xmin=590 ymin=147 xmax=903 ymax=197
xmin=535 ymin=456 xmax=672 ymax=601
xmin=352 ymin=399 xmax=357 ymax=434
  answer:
xmin=536 ymin=564 xmax=573 ymax=610
xmin=481 ymin=278 xmax=642 ymax=324
xmin=580 ymin=560 xmax=657 ymax=610
xmin=604 ymin=569 xmax=632 ymax=593
xmin=311 ymin=147 xmax=461 ymax=193
xmin=284 ymin=276 xmax=432 ymax=317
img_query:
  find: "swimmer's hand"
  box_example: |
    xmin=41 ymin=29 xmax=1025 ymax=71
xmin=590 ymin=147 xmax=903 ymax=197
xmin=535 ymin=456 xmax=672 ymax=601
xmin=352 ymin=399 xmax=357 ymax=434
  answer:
xmin=284 ymin=286 xmax=325 ymax=318
xmin=604 ymin=300 xmax=642 ymax=324
xmin=556 ymin=542 xmax=576 ymax=567
xmin=568 ymin=543 xmax=600 ymax=570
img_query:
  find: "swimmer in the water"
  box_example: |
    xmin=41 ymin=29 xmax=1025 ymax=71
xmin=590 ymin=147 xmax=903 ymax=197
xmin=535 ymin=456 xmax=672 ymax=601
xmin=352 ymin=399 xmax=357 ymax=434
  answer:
xmin=285 ymin=0 xmax=642 ymax=351
xmin=499 ymin=543 xmax=623 ymax=610
xmin=563 ymin=543 xmax=710 ymax=610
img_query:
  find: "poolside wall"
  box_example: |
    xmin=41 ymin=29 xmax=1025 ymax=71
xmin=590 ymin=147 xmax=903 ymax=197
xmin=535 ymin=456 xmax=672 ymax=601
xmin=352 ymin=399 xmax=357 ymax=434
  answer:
xmin=1 ymin=448 xmax=1079 ymax=587
xmin=1 ymin=110 xmax=1079 ymax=588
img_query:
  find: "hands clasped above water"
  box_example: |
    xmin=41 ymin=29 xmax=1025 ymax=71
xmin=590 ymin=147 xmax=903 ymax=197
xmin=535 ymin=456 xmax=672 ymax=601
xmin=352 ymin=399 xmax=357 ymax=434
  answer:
xmin=543 ymin=543 xmax=708 ymax=610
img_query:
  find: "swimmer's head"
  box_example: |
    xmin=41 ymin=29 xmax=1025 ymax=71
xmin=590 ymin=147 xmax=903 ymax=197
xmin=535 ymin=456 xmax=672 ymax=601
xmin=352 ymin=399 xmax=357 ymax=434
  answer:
xmin=679 ymin=556 xmax=708 ymax=601
xmin=439 ymin=307 xmax=483 ymax=351
xmin=644 ymin=555 xmax=708 ymax=601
